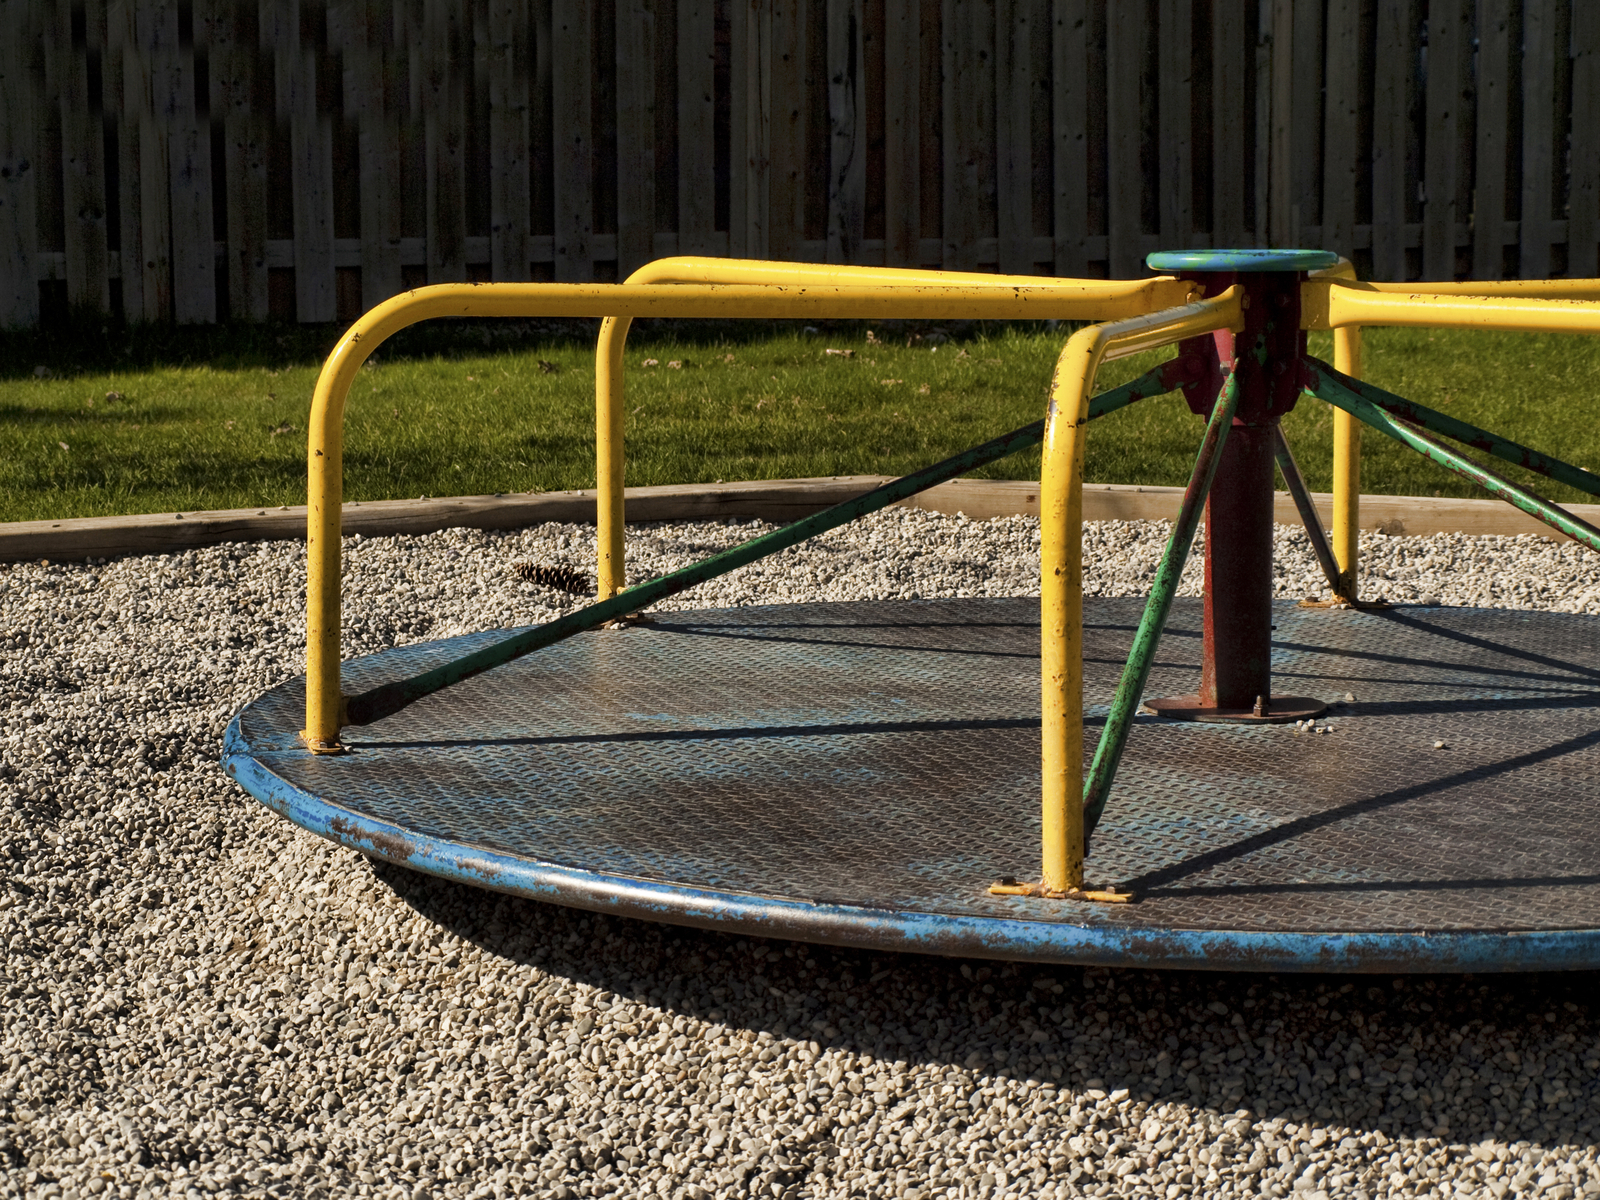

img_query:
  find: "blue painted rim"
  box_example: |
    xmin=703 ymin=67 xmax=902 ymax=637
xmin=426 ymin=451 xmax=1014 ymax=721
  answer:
xmin=224 ymin=713 xmax=1600 ymax=974
xmin=1146 ymin=248 xmax=1340 ymax=273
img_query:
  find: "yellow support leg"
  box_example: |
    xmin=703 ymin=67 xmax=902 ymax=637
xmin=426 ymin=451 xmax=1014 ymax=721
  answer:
xmin=595 ymin=316 xmax=630 ymax=601
xmin=1030 ymin=288 xmax=1245 ymax=899
xmin=1038 ymin=337 xmax=1095 ymax=894
xmin=1331 ymin=326 xmax=1363 ymax=602
xmin=593 ymin=258 xmax=1201 ymax=609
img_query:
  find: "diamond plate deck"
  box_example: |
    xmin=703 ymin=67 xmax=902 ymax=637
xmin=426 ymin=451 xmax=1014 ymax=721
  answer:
xmin=224 ymin=598 xmax=1600 ymax=972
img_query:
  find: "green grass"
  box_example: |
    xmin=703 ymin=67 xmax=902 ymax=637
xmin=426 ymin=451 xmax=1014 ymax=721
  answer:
xmin=2 ymin=320 xmax=1599 ymax=523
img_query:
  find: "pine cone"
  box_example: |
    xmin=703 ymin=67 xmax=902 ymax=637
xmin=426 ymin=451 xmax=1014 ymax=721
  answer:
xmin=510 ymin=562 xmax=592 ymax=596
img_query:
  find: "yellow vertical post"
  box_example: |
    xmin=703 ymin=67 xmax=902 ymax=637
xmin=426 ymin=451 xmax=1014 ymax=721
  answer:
xmin=595 ymin=316 xmax=631 ymax=600
xmin=1331 ymin=326 xmax=1363 ymax=600
xmin=303 ymin=360 xmax=348 ymax=751
xmin=1038 ymin=332 xmax=1103 ymax=893
xmin=1035 ymin=287 xmax=1242 ymax=895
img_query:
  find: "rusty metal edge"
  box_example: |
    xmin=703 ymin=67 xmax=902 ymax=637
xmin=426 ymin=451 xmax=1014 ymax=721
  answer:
xmin=222 ymin=712 xmax=1600 ymax=975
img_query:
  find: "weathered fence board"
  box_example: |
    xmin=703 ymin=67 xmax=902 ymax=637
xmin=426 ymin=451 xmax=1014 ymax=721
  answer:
xmin=1320 ymin=0 xmax=1359 ymax=263
xmin=727 ymin=0 xmax=751 ymax=258
xmin=824 ymin=0 xmax=863 ymax=263
xmin=994 ymin=0 xmax=1036 ymax=274
xmin=8 ymin=0 xmax=1600 ymax=328
xmin=1286 ymin=0 xmax=1322 ymax=244
xmin=940 ymin=0 xmax=986 ymax=271
xmin=1571 ymin=0 xmax=1600 ymax=279
xmin=0 ymin=0 xmax=39 ymax=327
xmin=881 ymin=0 xmax=917 ymax=267
xmin=55 ymin=0 xmax=110 ymax=312
xmin=424 ymin=0 xmax=469 ymax=284
xmin=677 ymin=0 xmax=716 ymax=257
xmin=1103 ymin=0 xmax=1141 ymax=279
xmin=214 ymin=0 xmax=270 ymax=319
xmin=1422 ymin=0 xmax=1467 ymax=281
xmin=1156 ymin=0 xmax=1189 ymax=254
xmin=614 ymin=0 xmax=656 ymax=277
xmin=767 ymin=0 xmax=803 ymax=262
xmin=1050 ymin=0 xmax=1087 ymax=276
xmin=1368 ymin=0 xmax=1409 ymax=282
xmin=486 ymin=0 xmax=531 ymax=283
xmin=169 ymin=0 xmax=215 ymax=325
xmin=1210 ymin=0 xmax=1248 ymax=252
xmin=1521 ymin=0 xmax=1557 ymax=280
xmin=1473 ymin=0 xmax=1511 ymax=281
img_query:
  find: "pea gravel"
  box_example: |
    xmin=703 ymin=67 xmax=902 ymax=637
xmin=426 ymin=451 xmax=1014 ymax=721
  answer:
xmin=5 ymin=507 xmax=1600 ymax=1200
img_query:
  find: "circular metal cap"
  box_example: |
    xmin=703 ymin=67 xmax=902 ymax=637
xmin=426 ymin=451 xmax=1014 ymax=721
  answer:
xmin=1146 ymin=248 xmax=1340 ymax=273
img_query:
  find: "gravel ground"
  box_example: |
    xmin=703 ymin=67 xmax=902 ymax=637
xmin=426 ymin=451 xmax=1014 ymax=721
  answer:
xmin=4 ymin=507 xmax=1600 ymax=1200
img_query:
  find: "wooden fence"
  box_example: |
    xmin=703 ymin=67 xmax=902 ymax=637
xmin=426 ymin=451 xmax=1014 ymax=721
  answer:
xmin=1 ymin=0 xmax=1597 ymax=328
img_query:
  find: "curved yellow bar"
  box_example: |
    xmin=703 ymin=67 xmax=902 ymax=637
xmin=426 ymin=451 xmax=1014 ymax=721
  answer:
xmin=1304 ymin=280 xmax=1600 ymax=333
xmin=1305 ymin=268 xmax=1600 ymax=598
xmin=1037 ymin=287 xmax=1245 ymax=890
xmin=1331 ymin=327 xmax=1364 ymax=600
xmin=304 ymin=278 xmax=1201 ymax=748
xmin=621 ymin=256 xmax=1203 ymax=297
xmin=594 ymin=259 xmax=1199 ymax=597
xmin=1362 ymin=278 xmax=1600 ymax=299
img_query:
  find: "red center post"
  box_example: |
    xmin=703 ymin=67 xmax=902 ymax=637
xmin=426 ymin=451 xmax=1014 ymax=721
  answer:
xmin=1144 ymin=257 xmax=1329 ymax=724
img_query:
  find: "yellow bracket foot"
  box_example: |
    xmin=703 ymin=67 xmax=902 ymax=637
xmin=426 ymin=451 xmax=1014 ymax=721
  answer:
xmin=988 ymin=878 xmax=1134 ymax=904
xmin=298 ymin=730 xmax=347 ymax=755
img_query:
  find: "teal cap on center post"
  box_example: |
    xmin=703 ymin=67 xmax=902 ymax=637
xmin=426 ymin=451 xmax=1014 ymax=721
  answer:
xmin=1146 ymin=248 xmax=1340 ymax=273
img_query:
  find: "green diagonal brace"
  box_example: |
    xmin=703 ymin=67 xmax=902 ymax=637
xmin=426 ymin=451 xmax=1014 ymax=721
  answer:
xmin=344 ymin=362 xmax=1183 ymax=727
xmin=1081 ymin=368 xmax=1242 ymax=839
xmin=1307 ymin=363 xmax=1600 ymax=556
xmin=1304 ymin=355 xmax=1600 ymax=500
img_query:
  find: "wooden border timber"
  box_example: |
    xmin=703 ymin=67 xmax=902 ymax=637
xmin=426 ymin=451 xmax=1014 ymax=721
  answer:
xmin=5 ymin=480 xmax=1600 ymax=564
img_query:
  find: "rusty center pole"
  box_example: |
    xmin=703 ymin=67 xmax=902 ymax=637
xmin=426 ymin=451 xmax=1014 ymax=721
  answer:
xmin=1144 ymin=249 xmax=1333 ymax=724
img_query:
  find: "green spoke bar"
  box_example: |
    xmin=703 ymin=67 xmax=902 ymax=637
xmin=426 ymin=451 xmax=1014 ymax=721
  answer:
xmin=1304 ymin=356 xmax=1600 ymax=501
xmin=1272 ymin=426 xmax=1344 ymax=596
xmin=344 ymin=363 xmax=1183 ymax=728
xmin=1307 ymin=364 xmax=1600 ymax=556
xmin=1081 ymin=368 xmax=1242 ymax=839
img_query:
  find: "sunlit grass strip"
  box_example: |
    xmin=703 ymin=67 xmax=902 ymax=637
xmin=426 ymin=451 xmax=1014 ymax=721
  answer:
xmin=2 ymin=326 xmax=1598 ymax=523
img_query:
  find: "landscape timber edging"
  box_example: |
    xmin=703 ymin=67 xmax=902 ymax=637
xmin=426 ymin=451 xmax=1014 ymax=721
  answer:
xmin=4 ymin=477 xmax=1599 ymax=563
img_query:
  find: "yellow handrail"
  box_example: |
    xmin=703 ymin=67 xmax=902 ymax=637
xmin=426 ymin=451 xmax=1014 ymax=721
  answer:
xmin=1037 ymin=287 xmax=1246 ymax=891
xmin=1305 ymin=270 xmax=1600 ymax=599
xmin=593 ymin=259 xmax=1199 ymax=597
xmin=1362 ymin=278 xmax=1600 ymax=299
xmin=302 ymin=277 xmax=1201 ymax=748
xmin=1303 ymin=280 xmax=1600 ymax=334
xmin=1331 ymin=324 xmax=1364 ymax=600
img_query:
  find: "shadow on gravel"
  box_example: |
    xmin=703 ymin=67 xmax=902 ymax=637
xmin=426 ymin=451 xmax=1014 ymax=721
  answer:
xmin=372 ymin=861 xmax=1600 ymax=1154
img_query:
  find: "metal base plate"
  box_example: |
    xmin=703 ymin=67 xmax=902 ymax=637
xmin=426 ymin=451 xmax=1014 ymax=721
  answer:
xmin=1144 ymin=694 xmax=1329 ymax=724
xmin=224 ymin=598 xmax=1600 ymax=972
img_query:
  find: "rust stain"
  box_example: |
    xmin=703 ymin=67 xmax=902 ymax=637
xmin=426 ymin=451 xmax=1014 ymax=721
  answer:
xmin=329 ymin=815 xmax=417 ymax=863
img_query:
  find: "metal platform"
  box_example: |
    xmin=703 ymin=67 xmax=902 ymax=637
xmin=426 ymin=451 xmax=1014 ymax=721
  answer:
xmin=224 ymin=598 xmax=1600 ymax=972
